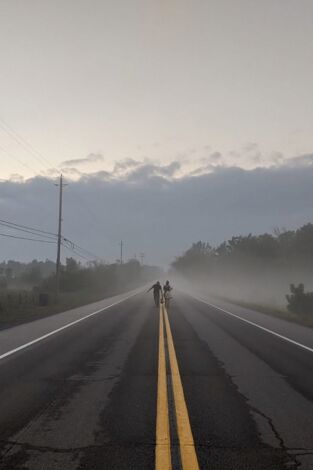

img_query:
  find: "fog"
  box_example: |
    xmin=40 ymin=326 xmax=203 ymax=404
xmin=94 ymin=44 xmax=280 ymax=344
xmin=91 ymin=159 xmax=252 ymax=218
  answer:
xmin=170 ymin=228 xmax=313 ymax=310
xmin=172 ymin=265 xmax=313 ymax=310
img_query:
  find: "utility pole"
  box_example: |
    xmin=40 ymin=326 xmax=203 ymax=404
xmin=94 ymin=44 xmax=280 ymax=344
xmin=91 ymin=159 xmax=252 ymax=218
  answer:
xmin=140 ymin=252 xmax=145 ymax=265
xmin=55 ymin=174 xmax=65 ymax=301
xmin=120 ymin=240 xmax=123 ymax=265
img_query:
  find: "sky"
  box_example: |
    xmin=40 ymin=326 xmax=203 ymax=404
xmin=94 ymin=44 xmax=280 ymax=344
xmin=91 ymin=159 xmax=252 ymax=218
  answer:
xmin=0 ymin=1 xmax=313 ymax=265
xmin=1 ymin=159 xmax=313 ymax=266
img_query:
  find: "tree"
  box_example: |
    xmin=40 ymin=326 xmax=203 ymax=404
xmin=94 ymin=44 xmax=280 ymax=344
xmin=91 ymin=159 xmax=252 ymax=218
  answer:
xmin=22 ymin=266 xmax=42 ymax=284
xmin=66 ymin=257 xmax=79 ymax=272
xmin=286 ymin=284 xmax=313 ymax=317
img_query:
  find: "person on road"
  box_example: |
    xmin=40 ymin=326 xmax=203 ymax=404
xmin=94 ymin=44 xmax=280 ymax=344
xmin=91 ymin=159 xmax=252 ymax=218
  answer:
xmin=147 ymin=281 xmax=163 ymax=307
xmin=163 ymin=280 xmax=173 ymax=308
xmin=163 ymin=280 xmax=172 ymax=295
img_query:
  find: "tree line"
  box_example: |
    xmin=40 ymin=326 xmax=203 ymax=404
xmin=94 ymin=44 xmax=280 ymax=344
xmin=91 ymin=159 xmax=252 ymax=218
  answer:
xmin=0 ymin=257 xmax=160 ymax=294
xmin=0 ymin=257 xmax=161 ymax=325
xmin=171 ymin=223 xmax=313 ymax=316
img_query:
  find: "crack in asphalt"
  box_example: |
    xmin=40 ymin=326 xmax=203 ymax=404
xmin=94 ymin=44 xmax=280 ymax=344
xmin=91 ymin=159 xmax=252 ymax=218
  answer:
xmin=2 ymin=439 xmax=313 ymax=454
xmin=250 ymin=406 xmax=302 ymax=468
xmin=251 ymin=406 xmax=286 ymax=449
xmin=292 ymin=452 xmax=313 ymax=457
xmin=0 ymin=440 xmax=156 ymax=454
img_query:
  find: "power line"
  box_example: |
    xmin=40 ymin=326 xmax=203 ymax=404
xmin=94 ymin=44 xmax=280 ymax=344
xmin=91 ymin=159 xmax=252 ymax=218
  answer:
xmin=0 ymin=232 xmax=56 ymax=244
xmin=61 ymin=241 xmax=94 ymax=261
xmin=0 ymin=218 xmax=57 ymax=238
xmin=0 ymin=117 xmax=55 ymax=171
xmin=0 ymin=222 xmax=57 ymax=242
xmin=0 ymin=230 xmax=100 ymax=261
xmin=63 ymin=237 xmax=102 ymax=261
xmin=71 ymin=243 xmax=102 ymax=261
xmin=0 ymin=117 xmax=108 ymax=249
xmin=0 ymin=143 xmax=38 ymax=174
xmin=0 ymin=218 xmax=101 ymax=263
xmin=0 ymin=216 xmax=101 ymax=261
xmin=0 ymin=117 xmax=109 ymax=239
xmin=0 ymin=117 xmax=110 ymax=263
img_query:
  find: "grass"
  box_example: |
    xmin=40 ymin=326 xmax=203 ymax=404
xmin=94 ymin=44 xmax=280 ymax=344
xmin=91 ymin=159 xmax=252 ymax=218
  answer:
xmin=0 ymin=288 xmax=121 ymax=329
xmin=222 ymin=298 xmax=313 ymax=328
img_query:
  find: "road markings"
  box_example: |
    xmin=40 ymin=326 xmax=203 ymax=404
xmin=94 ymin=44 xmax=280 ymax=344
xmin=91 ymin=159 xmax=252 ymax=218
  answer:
xmin=155 ymin=305 xmax=172 ymax=470
xmin=193 ymin=296 xmax=313 ymax=354
xmin=0 ymin=291 xmax=139 ymax=362
xmin=163 ymin=305 xmax=200 ymax=470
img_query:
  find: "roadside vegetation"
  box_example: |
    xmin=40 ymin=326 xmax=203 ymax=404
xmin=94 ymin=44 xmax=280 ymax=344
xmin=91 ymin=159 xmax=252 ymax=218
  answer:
xmin=171 ymin=223 xmax=313 ymax=327
xmin=286 ymin=283 xmax=313 ymax=321
xmin=0 ymin=257 xmax=161 ymax=328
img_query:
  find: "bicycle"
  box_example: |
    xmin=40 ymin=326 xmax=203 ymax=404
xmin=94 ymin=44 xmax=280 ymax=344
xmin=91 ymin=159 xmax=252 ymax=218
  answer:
xmin=164 ymin=290 xmax=171 ymax=309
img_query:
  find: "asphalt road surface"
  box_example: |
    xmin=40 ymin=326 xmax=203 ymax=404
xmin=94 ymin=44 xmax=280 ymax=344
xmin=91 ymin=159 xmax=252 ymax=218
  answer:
xmin=0 ymin=288 xmax=313 ymax=469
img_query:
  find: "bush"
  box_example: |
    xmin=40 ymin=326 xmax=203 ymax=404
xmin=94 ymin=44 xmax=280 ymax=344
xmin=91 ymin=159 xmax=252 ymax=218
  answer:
xmin=286 ymin=283 xmax=313 ymax=316
xmin=0 ymin=278 xmax=8 ymax=289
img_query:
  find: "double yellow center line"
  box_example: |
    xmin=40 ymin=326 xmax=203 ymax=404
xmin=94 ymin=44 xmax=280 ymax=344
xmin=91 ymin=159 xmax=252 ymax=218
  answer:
xmin=156 ymin=304 xmax=199 ymax=470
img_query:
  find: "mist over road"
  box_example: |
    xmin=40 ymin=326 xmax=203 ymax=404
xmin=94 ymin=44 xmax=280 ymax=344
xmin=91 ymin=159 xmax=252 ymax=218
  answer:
xmin=0 ymin=289 xmax=312 ymax=469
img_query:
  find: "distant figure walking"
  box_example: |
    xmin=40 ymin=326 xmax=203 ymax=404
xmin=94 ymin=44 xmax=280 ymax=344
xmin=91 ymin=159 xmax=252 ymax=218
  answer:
xmin=147 ymin=281 xmax=163 ymax=307
xmin=163 ymin=280 xmax=173 ymax=309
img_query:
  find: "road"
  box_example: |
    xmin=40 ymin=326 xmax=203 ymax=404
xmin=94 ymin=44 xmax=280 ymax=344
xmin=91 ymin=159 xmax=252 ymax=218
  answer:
xmin=0 ymin=288 xmax=313 ymax=469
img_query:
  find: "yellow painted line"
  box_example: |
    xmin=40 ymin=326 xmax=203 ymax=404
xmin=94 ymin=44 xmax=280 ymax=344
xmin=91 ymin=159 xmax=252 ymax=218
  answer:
xmin=163 ymin=305 xmax=200 ymax=470
xmin=155 ymin=305 xmax=172 ymax=470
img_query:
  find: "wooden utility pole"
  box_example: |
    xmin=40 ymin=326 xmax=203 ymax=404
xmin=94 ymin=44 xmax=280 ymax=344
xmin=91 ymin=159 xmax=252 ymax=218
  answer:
xmin=55 ymin=174 xmax=65 ymax=301
xmin=120 ymin=240 xmax=123 ymax=264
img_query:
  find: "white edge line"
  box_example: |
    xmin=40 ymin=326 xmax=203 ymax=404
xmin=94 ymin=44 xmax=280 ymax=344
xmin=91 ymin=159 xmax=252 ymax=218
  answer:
xmin=0 ymin=291 xmax=140 ymax=362
xmin=191 ymin=295 xmax=313 ymax=354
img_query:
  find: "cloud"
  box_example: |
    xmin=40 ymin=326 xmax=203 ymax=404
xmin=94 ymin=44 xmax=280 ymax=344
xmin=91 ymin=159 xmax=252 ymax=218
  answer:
xmin=57 ymin=143 xmax=288 ymax=183
xmin=283 ymin=154 xmax=313 ymax=167
xmin=209 ymin=152 xmax=222 ymax=162
xmin=81 ymin=159 xmax=182 ymax=183
xmin=112 ymin=158 xmax=142 ymax=175
xmin=54 ymin=145 xmax=312 ymax=186
xmin=188 ymin=164 xmax=215 ymax=177
xmin=124 ymin=161 xmax=181 ymax=182
xmin=61 ymin=153 xmax=104 ymax=167
xmin=1 ymin=155 xmax=313 ymax=266
xmin=243 ymin=142 xmax=258 ymax=152
xmin=7 ymin=174 xmax=24 ymax=183
xmin=61 ymin=167 xmax=83 ymax=176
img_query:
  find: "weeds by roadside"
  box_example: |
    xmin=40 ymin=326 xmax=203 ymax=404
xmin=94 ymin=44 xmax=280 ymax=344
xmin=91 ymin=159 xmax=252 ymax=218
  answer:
xmin=222 ymin=297 xmax=313 ymax=328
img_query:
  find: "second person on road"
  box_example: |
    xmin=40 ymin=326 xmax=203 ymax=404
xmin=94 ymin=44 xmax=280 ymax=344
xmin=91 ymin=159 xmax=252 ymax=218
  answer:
xmin=147 ymin=281 xmax=163 ymax=307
